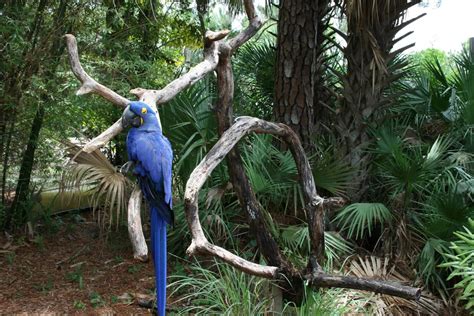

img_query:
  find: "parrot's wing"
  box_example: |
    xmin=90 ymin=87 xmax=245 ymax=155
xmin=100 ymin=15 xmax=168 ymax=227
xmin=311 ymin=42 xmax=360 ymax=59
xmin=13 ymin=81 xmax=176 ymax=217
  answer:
xmin=161 ymin=136 xmax=173 ymax=209
xmin=133 ymin=132 xmax=174 ymax=224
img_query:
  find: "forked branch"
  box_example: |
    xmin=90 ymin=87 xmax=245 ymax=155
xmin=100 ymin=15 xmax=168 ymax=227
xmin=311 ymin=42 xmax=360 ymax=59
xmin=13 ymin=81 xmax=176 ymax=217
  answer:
xmin=65 ymin=31 xmax=228 ymax=153
xmin=65 ymin=34 xmax=130 ymax=107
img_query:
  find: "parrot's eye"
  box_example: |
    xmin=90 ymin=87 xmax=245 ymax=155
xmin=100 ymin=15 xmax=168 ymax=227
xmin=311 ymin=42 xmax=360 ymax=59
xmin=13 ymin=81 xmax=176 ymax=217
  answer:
xmin=141 ymin=107 xmax=147 ymax=114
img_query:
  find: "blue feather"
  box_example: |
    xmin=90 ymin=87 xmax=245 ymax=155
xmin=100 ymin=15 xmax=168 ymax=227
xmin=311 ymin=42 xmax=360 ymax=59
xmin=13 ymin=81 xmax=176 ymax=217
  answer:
xmin=125 ymin=101 xmax=173 ymax=315
xmin=151 ymin=205 xmax=167 ymax=316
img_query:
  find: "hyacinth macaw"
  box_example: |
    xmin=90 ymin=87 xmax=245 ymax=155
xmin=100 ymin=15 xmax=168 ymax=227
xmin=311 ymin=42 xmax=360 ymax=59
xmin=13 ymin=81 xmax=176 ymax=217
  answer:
xmin=121 ymin=101 xmax=173 ymax=316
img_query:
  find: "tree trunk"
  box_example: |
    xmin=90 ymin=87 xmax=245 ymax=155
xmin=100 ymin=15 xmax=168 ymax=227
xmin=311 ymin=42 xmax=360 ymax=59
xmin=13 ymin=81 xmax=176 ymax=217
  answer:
xmin=0 ymin=0 xmax=48 ymax=223
xmin=274 ymin=0 xmax=318 ymax=151
xmin=338 ymin=0 xmax=423 ymax=200
xmin=9 ymin=103 xmax=45 ymax=226
xmin=8 ymin=0 xmax=71 ymax=228
xmin=1 ymin=117 xmax=16 ymax=206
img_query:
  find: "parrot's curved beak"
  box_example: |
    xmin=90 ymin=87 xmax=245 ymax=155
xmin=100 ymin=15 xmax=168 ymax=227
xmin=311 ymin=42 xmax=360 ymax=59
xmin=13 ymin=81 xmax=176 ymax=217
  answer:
xmin=122 ymin=105 xmax=142 ymax=128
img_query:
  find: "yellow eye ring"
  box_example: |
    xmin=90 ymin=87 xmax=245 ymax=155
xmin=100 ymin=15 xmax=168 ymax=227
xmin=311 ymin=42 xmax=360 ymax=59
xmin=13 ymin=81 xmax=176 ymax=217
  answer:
xmin=141 ymin=107 xmax=147 ymax=114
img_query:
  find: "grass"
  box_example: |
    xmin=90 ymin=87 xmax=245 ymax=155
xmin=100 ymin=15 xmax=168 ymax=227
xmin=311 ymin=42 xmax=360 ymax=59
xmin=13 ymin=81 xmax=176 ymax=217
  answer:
xmin=168 ymin=258 xmax=365 ymax=315
xmin=169 ymin=259 xmax=272 ymax=315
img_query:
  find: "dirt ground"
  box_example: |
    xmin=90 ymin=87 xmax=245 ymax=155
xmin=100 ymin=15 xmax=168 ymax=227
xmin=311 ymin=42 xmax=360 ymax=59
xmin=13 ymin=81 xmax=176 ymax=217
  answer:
xmin=0 ymin=211 xmax=163 ymax=315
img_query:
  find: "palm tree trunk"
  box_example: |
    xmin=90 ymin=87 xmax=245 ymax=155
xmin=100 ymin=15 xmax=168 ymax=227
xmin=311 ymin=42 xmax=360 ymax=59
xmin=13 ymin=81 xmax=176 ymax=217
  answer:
xmin=338 ymin=0 xmax=423 ymax=200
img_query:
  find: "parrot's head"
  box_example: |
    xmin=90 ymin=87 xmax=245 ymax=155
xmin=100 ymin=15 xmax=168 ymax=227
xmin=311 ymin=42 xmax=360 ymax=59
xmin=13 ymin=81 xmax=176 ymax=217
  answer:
xmin=121 ymin=101 xmax=157 ymax=129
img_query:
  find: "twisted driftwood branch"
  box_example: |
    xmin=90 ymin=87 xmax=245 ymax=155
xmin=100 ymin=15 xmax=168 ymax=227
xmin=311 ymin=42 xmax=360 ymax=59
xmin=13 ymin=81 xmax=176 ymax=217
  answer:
xmin=184 ymin=116 xmax=421 ymax=300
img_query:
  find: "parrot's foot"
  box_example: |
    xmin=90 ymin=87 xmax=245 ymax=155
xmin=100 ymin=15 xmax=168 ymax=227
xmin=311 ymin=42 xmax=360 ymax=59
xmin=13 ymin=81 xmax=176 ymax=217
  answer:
xmin=120 ymin=161 xmax=135 ymax=175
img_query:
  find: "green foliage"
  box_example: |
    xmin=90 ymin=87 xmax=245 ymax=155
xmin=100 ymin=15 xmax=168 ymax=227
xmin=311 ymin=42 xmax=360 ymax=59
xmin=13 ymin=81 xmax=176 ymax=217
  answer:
xmin=89 ymin=291 xmax=105 ymax=308
xmin=243 ymin=135 xmax=302 ymax=215
xmin=440 ymin=219 xmax=474 ymax=310
xmin=283 ymin=287 xmax=356 ymax=315
xmin=418 ymin=238 xmax=451 ymax=299
xmin=234 ymin=38 xmax=276 ymax=119
xmin=169 ymin=259 xmax=272 ymax=315
xmin=127 ymin=263 xmax=143 ymax=274
xmin=334 ymin=203 xmax=392 ymax=240
xmin=66 ymin=266 xmax=84 ymax=289
xmin=279 ymin=225 xmax=352 ymax=269
xmin=242 ymin=135 xmax=353 ymax=215
xmin=161 ymin=83 xmax=220 ymax=189
xmin=33 ymin=277 xmax=54 ymax=294
xmin=311 ymin=147 xmax=354 ymax=197
xmin=32 ymin=235 xmax=45 ymax=251
xmin=5 ymin=252 xmax=15 ymax=265
xmin=73 ymin=300 xmax=86 ymax=310
xmin=362 ymin=48 xmax=474 ymax=298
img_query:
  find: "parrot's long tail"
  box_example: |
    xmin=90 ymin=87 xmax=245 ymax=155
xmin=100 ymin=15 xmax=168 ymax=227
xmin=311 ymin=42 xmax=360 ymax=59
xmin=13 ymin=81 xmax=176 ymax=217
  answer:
xmin=151 ymin=205 xmax=167 ymax=316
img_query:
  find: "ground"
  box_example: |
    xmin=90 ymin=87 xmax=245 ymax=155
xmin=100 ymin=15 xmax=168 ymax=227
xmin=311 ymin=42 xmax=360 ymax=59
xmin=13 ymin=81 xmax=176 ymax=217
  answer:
xmin=0 ymin=211 xmax=162 ymax=315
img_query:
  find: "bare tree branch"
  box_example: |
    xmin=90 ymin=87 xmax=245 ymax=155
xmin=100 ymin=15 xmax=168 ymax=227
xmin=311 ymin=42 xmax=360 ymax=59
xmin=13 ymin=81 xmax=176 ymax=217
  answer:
xmin=64 ymin=34 xmax=130 ymax=107
xmin=228 ymin=0 xmax=263 ymax=52
xmin=309 ymin=271 xmax=421 ymax=300
xmin=82 ymin=119 xmax=123 ymax=153
xmin=130 ymin=33 xmax=226 ymax=106
xmin=128 ymin=186 xmax=148 ymax=261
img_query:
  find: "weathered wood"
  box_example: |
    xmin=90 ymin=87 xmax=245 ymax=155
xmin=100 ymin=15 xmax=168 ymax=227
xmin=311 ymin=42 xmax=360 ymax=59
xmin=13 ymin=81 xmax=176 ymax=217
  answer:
xmin=215 ymin=41 xmax=297 ymax=284
xmin=128 ymin=187 xmax=148 ymax=261
xmin=129 ymin=34 xmax=223 ymax=106
xmin=183 ymin=116 xmax=421 ymax=300
xmin=64 ymin=34 xmax=130 ymax=107
xmin=227 ymin=0 xmax=262 ymax=53
xmin=83 ymin=119 xmax=123 ymax=153
xmin=65 ymin=0 xmax=421 ymax=302
xmin=309 ymin=271 xmax=421 ymax=300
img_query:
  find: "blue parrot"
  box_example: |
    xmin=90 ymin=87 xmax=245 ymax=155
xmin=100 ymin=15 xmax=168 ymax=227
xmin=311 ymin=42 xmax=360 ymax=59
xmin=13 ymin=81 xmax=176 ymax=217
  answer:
xmin=121 ymin=101 xmax=173 ymax=316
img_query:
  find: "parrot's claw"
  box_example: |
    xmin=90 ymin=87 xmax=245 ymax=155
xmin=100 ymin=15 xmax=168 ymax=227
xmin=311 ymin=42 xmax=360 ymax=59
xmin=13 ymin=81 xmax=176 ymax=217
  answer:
xmin=120 ymin=161 xmax=135 ymax=175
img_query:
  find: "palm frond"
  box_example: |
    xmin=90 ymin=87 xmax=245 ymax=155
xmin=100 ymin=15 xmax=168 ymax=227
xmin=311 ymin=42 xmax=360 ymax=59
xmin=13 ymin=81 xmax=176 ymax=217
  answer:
xmin=334 ymin=203 xmax=393 ymax=240
xmin=161 ymin=82 xmax=220 ymax=190
xmin=279 ymin=225 xmax=352 ymax=269
xmin=418 ymin=238 xmax=451 ymax=300
xmin=61 ymin=141 xmax=131 ymax=230
xmin=347 ymin=255 xmax=442 ymax=315
xmin=311 ymin=150 xmax=354 ymax=197
xmin=242 ymin=135 xmax=303 ymax=215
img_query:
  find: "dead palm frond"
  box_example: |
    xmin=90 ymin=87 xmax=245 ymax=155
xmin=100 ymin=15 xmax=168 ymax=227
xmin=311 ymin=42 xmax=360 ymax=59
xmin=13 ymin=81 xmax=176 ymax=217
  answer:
xmin=61 ymin=141 xmax=131 ymax=231
xmin=344 ymin=255 xmax=442 ymax=315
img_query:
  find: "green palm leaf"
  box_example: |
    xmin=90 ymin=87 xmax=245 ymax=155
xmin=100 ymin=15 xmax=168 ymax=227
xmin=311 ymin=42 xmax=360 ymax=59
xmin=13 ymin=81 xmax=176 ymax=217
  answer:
xmin=334 ymin=203 xmax=393 ymax=240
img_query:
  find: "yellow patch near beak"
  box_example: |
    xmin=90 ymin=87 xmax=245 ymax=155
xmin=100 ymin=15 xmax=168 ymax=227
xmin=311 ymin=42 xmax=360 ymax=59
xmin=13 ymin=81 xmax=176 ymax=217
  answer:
xmin=141 ymin=107 xmax=147 ymax=114
xmin=140 ymin=117 xmax=144 ymax=125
